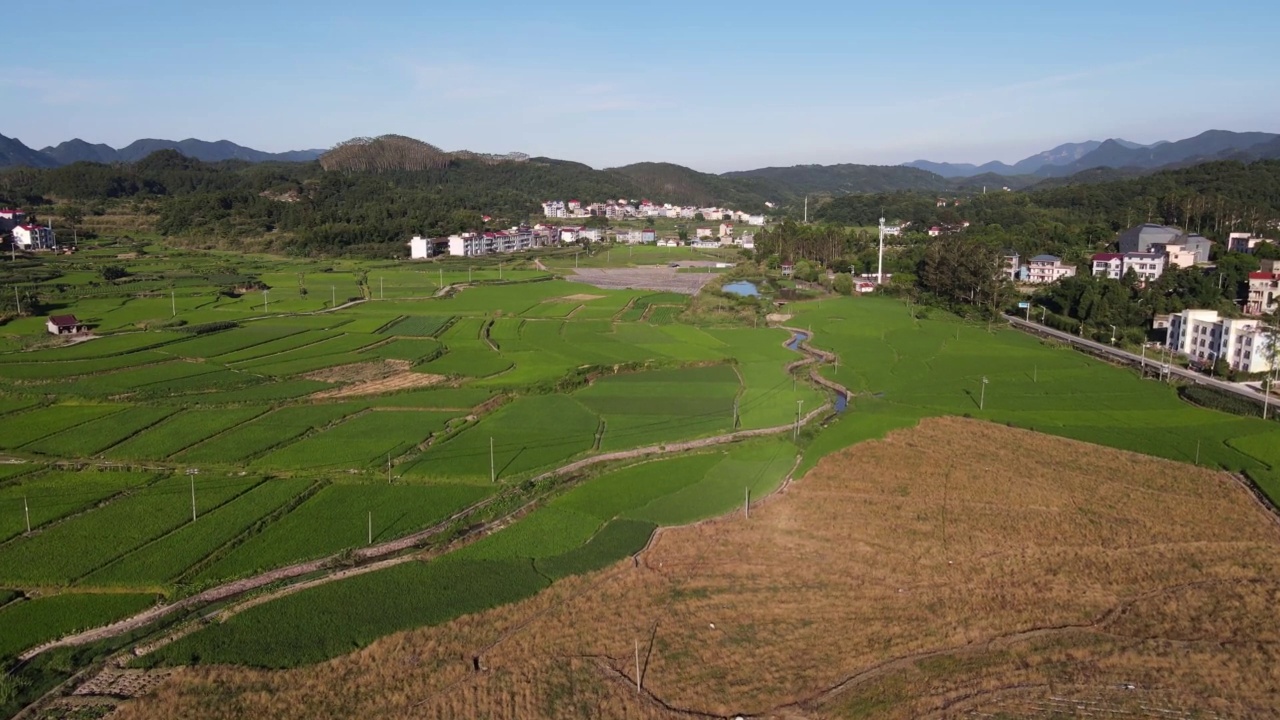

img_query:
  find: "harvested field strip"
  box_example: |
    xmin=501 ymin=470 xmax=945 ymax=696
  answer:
xmin=164 ymin=380 xmax=331 ymax=406
xmin=253 ymin=410 xmax=458 ymax=471
xmin=0 ymin=593 xmax=156 ymax=662
xmin=106 ymin=407 xmax=272 ymax=460
xmin=194 ymin=483 xmax=490 ymax=583
xmin=174 ymin=404 xmax=366 ymax=465
xmin=0 ymin=405 xmax=125 ymax=450
xmin=0 ymin=475 xmax=263 ymax=586
xmin=0 ymin=470 xmax=155 ymax=542
xmin=83 ymin=478 xmax=317 ymax=587
xmin=24 ymin=407 xmax=179 ymax=457
xmin=363 ymin=388 xmax=496 ymax=410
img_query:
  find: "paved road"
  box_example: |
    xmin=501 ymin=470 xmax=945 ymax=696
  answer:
xmin=1006 ymin=315 xmax=1272 ymax=404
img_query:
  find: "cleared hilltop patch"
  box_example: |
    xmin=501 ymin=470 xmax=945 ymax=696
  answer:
xmin=114 ymin=418 xmax=1280 ymax=719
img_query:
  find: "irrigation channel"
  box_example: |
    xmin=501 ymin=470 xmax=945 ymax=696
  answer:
xmin=16 ymin=326 xmax=851 ymax=667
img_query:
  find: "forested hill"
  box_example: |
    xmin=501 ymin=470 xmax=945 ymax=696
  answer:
xmin=722 ymin=163 xmax=952 ymax=196
xmin=811 ymin=159 xmax=1280 ymax=258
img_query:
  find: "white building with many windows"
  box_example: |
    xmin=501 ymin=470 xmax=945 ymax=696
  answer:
xmin=1025 ymin=254 xmax=1076 ymax=284
xmin=12 ymin=224 xmax=55 ymax=250
xmin=1090 ymin=252 xmax=1166 ymax=282
xmin=1166 ymin=309 xmax=1274 ymax=373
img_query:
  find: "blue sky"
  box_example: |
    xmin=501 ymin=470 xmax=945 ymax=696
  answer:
xmin=5 ymin=0 xmax=1278 ymax=172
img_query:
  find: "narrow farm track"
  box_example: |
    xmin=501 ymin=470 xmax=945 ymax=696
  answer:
xmin=17 ymin=325 xmax=846 ymax=668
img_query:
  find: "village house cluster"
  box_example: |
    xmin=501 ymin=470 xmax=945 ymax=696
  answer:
xmin=0 ymin=209 xmax=57 ymax=251
xmin=405 ymin=199 xmax=765 ymax=259
xmin=541 ymin=199 xmax=766 ymax=226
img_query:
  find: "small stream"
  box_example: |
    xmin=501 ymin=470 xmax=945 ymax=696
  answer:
xmin=786 ymin=330 xmax=850 ymax=414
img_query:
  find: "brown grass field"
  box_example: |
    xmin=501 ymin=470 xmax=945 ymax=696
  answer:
xmin=110 ymin=418 xmax=1280 ymax=719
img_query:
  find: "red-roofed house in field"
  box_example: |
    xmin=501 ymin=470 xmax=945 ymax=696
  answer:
xmin=46 ymin=314 xmax=88 ymax=335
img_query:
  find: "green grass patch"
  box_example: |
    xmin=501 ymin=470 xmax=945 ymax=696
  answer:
xmin=195 ymin=483 xmax=490 ymax=582
xmin=0 ymin=593 xmax=156 ymax=661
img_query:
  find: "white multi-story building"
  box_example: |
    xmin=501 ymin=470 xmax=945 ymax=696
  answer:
xmin=541 ymin=201 xmax=567 ymax=218
xmin=408 ymin=235 xmax=432 ymax=259
xmin=1090 ymin=252 xmax=1166 ymax=282
xmin=1167 ymin=309 xmax=1274 ymax=373
xmin=1025 ymin=254 xmax=1076 ymax=284
xmin=12 ymin=224 xmax=55 ymax=250
xmin=447 ymin=228 xmax=538 ymax=257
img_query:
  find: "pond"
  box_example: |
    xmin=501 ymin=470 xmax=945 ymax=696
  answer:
xmin=722 ymin=281 xmax=760 ymax=297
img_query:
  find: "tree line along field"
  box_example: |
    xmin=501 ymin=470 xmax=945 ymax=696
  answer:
xmin=0 ymin=244 xmax=824 ymax=669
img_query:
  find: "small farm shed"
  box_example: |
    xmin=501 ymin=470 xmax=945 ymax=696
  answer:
xmin=46 ymin=314 xmax=88 ymax=335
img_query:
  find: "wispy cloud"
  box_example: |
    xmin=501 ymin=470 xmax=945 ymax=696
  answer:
xmin=0 ymin=68 xmax=124 ymax=106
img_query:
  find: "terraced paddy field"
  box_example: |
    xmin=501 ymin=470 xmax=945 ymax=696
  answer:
xmin=114 ymin=418 xmax=1280 ymax=719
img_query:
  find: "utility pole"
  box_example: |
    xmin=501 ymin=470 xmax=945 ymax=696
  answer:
xmin=634 ymin=639 xmax=641 ymax=693
xmin=794 ymin=400 xmax=804 ymax=441
xmin=368 ymin=511 xmax=372 ymax=545
xmin=380 ymin=276 xmax=384 ymax=299
xmin=1195 ymin=439 xmax=1201 ymax=465
xmin=1110 ymin=325 xmax=1117 ymax=345
xmin=804 ymin=196 xmax=808 ymax=224
xmin=1264 ymin=377 xmax=1272 ymax=420
xmin=733 ymin=397 xmax=739 ymax=428
xmin=877 ymin=217 xmax=886 ymax=286
xmin=387 ymin=453 xmax=392 ymax=484
xmin=331 ymin=285 xmax=336 ymax=307
xmin=13 ymin=286 xmax=19 ymax=315
xmin=264 ymin=290 xmax=269 ymax=313
xmin=490 ymin=437 xmax=496 ymax=483
xmin=171 ymin=290 xmax=176 ymax=317
xmin=979 ymin=376 xmax=989 ymax=410
xmin=23 ymin=496 xmax=29 ymax=534
xmin=744 ymin=487 xmax=750 ymax=519
xmin=187 ymin=468 xmax=198 ymax=521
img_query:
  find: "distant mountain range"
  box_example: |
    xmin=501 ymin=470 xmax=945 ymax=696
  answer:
xmin=906 ymin=130 xmax=1278 ymax=178
xmin=0 ymin=134 xmax=325 ymax=168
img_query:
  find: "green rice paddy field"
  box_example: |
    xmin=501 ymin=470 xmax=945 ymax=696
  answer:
xmin=1 ymin=241 xmax=1277 ymax=676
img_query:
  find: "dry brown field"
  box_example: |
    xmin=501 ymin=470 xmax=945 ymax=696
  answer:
xmin=110 ymin=418 xmax=1280 ymax=719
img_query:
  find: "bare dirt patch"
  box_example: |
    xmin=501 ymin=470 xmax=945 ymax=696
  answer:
xmin=558 ymin=293 xmax=605 ymax=302
xmin=114 ymin=418 xmax=1280 ymax=719
xmin=568 ymin=267 xmax=715 ymax=295
xmin=307 ymin=360 xmax=447 ymax=399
